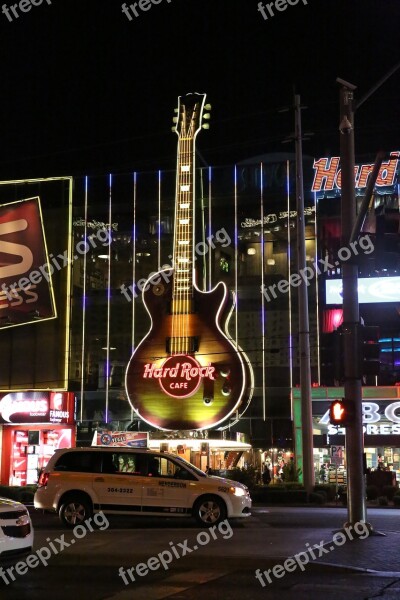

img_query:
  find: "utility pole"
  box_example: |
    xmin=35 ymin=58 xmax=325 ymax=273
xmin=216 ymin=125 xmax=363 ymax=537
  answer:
xmin=337 ymin=63 xmax=400 ymax=526
xmin=337 ymin=79 xmax=366 ymax=526
xmin=294 ymin=94 xmax=314 ymax=494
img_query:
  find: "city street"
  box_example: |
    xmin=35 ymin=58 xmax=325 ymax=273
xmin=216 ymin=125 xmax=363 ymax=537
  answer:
xmin=1 ymin=506 xmax=400 ymax=599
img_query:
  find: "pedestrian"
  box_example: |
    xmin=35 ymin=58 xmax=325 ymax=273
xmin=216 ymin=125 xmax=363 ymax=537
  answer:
xmin=205 ymin=464 xmax=214 ymax=475
xmin=262 ymin=464 xmax=271 ymax=485
xmin=319 ymin=464 xmax=327 ymax=483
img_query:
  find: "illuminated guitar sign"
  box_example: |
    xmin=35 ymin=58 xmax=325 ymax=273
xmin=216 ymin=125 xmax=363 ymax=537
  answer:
xmin=125 ymin=93 xmax=253 ymax=430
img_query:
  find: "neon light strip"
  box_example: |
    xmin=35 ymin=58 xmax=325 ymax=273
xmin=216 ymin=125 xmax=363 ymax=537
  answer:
xmin=158 ymin=170 xmax=161 ymax=271
xmin=80 ymin=176 xmax=89 ymax=421
xmin=260 ymin=163 xmax=266 ymax=421
xmin=314 ymin=190 xmax=321 ymax=384
xmin=64 ymin=181 xmax=74 ymax=390
xmin=234 ymin=165 xmax=239 ymax=347
xmin=132 ymin=172 xmax=137 ymax=354
xmin=105 ymin=174 xmax=112 ymax=423
xmin=208 ymin=166 xmax=212 ymax=291
xmin=287 ymin=161 xmax=293 ymax=393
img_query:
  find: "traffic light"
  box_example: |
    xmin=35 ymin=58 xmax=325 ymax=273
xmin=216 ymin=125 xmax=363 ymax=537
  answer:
xmin=329 ymin=399 xmax=355 ymax=426
xmin=320 ymin=329 xmax=344 ymax=385
xmin=358 ymin=324 xmax=380 ymax=377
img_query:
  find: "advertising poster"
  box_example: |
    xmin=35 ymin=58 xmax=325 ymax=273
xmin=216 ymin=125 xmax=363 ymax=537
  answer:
xmin=94 ymin=431 xmax=148 ymax=448
xmin=0 ymin=391 xmax=75 ymax=424
xmin=0 ymin=197 xmax=56 ymax=329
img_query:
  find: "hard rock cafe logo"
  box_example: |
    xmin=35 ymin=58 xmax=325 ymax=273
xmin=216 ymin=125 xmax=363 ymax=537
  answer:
xmin=312 ymin=151 xmax=399 ymax=193
xmin=143 ymin=355 xmax=215 ymax=399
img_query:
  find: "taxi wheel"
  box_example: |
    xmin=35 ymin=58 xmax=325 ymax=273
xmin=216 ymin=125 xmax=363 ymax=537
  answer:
xmin=193 ymin=495 xmax=227 ymax=527
xmin=59 ymin=495 xmax=93 ymax=528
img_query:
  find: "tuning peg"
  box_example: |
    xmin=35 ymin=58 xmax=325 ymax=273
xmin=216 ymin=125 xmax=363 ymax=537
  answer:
xmin=174 ymin=108 xmax=179 ymax=113
xmin=204 ymin=104 xmax=212 ymax=111
xmin=203 ymin=113 xmax=211 ymax=120
xmin=172 ymin=117 xmax=178 ymax=123
xmin=171 ymin=126 xmax=176 ymax=132
xmin=202 ymin=123 xmax=210 ymax=130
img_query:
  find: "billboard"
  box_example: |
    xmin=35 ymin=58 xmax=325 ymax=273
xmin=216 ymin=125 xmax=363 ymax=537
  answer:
xmin=94 ymin=431 xmax=148 ymax=448
xmin=326 ymin=276 xmax=400 ymax=305
xmin=0 ymin=197 xmax=56 ymax=329
xmin=0 ymin=391 xmax=75 ymax=424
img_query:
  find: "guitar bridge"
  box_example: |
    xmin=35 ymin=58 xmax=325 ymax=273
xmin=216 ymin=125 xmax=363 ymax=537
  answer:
xmin=167 ymin=336 xmax=199 ymax=354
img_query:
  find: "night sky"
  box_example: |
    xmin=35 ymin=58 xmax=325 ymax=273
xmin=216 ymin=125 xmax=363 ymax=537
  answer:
xmin=0 ymin=0 xmax=399 ymax=179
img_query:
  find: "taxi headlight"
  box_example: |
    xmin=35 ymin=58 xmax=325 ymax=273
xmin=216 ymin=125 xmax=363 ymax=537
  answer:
xmin=229 ymin=486 xmax=246 ymax=497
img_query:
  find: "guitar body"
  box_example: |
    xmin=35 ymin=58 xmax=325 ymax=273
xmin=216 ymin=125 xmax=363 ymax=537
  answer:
xmin=125 ymin=270 xmax=249 ymax=430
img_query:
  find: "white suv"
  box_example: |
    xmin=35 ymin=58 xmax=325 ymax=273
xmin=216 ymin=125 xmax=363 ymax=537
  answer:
xmin=34 ymin=447 xmax=251 ymax=528
xmin=0 ymin=497 xmax=33 ymax=562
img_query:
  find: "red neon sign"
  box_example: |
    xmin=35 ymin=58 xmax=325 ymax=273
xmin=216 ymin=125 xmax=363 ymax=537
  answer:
xmin=143 ymin=355 xmax=216 ymax=399
xmin=312 ymin=151 xmax=399 ymax=193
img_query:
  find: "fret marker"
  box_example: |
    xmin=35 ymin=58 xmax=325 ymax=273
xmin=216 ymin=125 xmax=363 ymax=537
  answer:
xmin=178 ymin=258 xmax=189 ymax=263
xmin=178 ymin=240 xmax=189 ymax=245
xmin=179 ymin=219 xmax=189 ymax=224
xmin=180 ymin=185 xmax=190 ymax=192
xmin=180 ymin=203 xmax=190 ymax=209
xmin=181 ymin=165 xmax=190 ymax=172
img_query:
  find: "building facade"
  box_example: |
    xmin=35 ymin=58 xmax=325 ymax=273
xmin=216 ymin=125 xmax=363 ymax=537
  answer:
xmin=0 ymin=151 xmax=398 ymax=483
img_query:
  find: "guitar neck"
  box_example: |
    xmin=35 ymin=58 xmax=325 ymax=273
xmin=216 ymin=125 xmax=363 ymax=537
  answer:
xmin=172 ymin=135 xmax=195 ymax=306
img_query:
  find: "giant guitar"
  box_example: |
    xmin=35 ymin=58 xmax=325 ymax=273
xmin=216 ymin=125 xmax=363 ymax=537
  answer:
xmin=125 ymin=93 xmax=253 ymax=430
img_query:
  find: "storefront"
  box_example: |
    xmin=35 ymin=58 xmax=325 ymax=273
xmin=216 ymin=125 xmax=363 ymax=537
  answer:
xmin=0 ymin=391 xmax=76 ymax=486
xmin=92 ymin=429 xmax=252 ymax=474
xmin=309 ymin=386 xmax=400 ymax=484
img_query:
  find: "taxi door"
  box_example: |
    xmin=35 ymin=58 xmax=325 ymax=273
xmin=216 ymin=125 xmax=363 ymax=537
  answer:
xmin=141 ymin=455 xmax=195 ymax=516
xmin=92 ymin=451 xmax=144 ymax=514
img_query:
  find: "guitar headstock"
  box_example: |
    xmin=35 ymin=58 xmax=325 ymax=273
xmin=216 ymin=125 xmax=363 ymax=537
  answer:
xmin=172 ymin=93 xmax=211 ymax=139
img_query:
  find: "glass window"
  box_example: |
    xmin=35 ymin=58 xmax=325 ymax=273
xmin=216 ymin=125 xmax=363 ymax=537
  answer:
xmin=147 ymin=456 xmax=197 ymax=480
xmin=54 ymin=451 xmax=101 ymax=473
xmin=107 ymin=452 xmax=146 ymax=475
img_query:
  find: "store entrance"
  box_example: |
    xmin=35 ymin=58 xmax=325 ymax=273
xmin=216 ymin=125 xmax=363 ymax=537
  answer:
xmin=1 ymin=425 xmax=74 ymax=486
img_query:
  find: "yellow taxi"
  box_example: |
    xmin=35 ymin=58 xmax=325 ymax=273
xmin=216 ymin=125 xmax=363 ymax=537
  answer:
xmin=34 ymin=447 xmax=252 ymax=527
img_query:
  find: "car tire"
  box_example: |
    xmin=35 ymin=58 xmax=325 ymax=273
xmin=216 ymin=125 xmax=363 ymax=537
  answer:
xmin=59 ymin=495 xmax=93 ymax=528
xmin=193 ymin=495 xmax=227 ymax=527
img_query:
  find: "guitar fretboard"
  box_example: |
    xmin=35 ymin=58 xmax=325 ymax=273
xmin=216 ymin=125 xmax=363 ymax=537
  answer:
xmin=173 ymin=137 xmax=194 ymax=305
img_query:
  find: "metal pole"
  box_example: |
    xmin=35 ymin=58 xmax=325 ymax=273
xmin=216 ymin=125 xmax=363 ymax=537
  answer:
xmin=294 ymin=94 xmax=314 ymax=494
xmin=337 ymin=79 xmax=367 ymax=526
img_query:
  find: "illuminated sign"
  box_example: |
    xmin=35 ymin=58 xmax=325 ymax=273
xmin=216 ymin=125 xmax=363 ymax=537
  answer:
xmin=0 ymin=391 xmax=74 ymax=424
xmin=326 ymin=277 xmax=400 ymax=305
xmin=319 ymin=401 xmax=400 ymax=436
xmin=312 ymin=151 xmax=399 ymax=194
xmin=73 ymin=218 xmax=118 ymax=231
xmin=241 ymin=206 xmax=315 ymax=228
xmin=95 ymin=431 xmax=148 ymax=447
xmin=0 ymin=197 xmax=57 ymax=329
xmin=143 ymin=356 xmax=216 ymax=399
